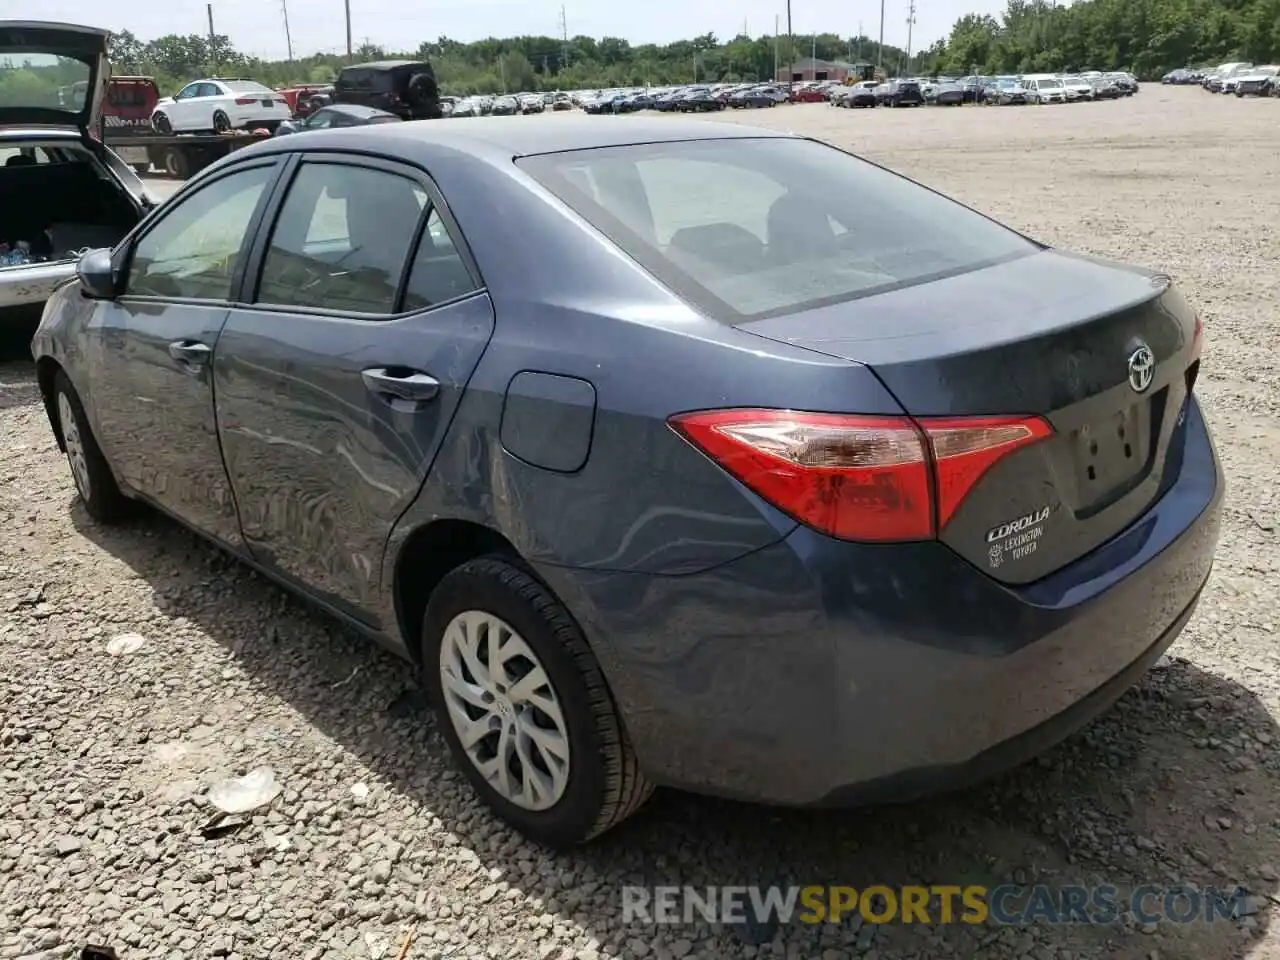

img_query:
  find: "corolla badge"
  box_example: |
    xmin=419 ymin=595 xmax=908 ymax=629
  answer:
xmin=1127 ymin=343 xmax=1155 ymax=394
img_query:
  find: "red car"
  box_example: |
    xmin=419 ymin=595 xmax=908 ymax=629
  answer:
xmin=790 ymin=85 xmax=828 ymax=103
xmin=276 ymin=83 xmax=332 ymax=117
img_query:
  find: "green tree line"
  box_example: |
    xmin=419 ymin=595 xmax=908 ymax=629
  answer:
xmin=11 ymin=0 xmax=1275 ymax=111
xmin=922 ymin=0 xmax=1280 ymax=78
xmin=103 ymin=29 xmax=909 ymax=97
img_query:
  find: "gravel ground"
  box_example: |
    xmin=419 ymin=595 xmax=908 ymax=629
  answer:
xmin=2 ymin=87 xmax=1279 ymax=960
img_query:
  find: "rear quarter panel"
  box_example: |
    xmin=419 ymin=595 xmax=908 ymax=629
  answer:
xmin=383 ymin=146 xmax=910 ymax=575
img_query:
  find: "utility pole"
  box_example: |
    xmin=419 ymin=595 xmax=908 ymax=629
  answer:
xmin=786 ymin=0 xmax=793 ymax=90
xmin=559 ymin=6 xmax=570 ymax=75
xmin=206 ymin=4 xmax=218 ymax=70
xmin=877 ymin=0 xmax=885 ymax=75
xmin=857 ymin=20 xmax=863 ymax=61
xmin=773 ymin=15 xmax=779 ymax=80
xmin=344 ymin=0 xmax=352 ymax=60
xmin=905 ymin=0 xmax=917 ymax=75
xmin=281 ymin=0 xmax=294 ymax=61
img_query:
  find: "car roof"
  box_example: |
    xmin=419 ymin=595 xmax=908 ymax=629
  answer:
xmin=321 ymin=103 xmax=398 ymax=118
xmin=279 ymin=115 xmax=794 ymax=160
xmin=342 ymin=60 xmax=426 ymax=71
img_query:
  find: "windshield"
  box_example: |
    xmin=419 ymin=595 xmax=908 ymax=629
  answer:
xmin=1038 ymin=79 xmax=1064 ymax=88
xmin=224 ymin=80 xmax=272 ymax=94
xmin=517 ymin=137 xmax=1036 ymax=322
xmin=0 ymin=52 xmax=91 ymax=113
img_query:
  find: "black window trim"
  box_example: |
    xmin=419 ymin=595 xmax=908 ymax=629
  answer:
xmin=239 ymin=149 xmax=485 ymax=322
xmin=113 ymin=157 xmax=284 ymax=307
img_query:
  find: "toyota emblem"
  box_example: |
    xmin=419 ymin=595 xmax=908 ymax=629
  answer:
xmin=1127 ymin=344 xmax=1155 ymax=394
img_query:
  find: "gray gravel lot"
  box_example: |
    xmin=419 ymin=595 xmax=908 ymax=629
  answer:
xmin=2 ymin=88 xmax=1279 ymax=960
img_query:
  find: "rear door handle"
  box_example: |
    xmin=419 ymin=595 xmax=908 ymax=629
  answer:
xmin=361 ymin=367 xmax=440 ymax=402
xmin=168 ymin=340 xmax=211 ymax=363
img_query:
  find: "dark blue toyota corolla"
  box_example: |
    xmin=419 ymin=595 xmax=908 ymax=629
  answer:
xmin=31 ymin=116 xmax=1222 ymax=848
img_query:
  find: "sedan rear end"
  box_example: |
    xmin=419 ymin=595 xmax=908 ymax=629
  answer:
xmin=221 ymin=81 xmax=292 ymax=128
xmin=514 ymin=132 xmax=1221 ymax=808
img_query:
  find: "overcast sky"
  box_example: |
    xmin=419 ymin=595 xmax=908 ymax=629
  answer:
xmin=37 ymin=0 xmax=1007 ymax=62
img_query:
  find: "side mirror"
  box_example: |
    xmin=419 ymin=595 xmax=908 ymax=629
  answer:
xmin=76 ymin=248 xmax=119 ymax=300
xmin=275 ymin=120 xmax=297 ymax=136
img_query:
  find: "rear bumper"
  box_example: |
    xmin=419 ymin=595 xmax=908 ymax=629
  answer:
xmin=540 ymin=398 xmax=1223 ymax=805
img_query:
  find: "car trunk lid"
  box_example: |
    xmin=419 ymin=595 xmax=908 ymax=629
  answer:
xmin=738 ymin=249 xmax=1203 ymax=584
xmin=0 ymin=21 xmax=109 ymax=135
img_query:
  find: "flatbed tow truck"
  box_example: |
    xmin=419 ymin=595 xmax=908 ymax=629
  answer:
xmin=103 ymin=124 xmax=271 ymax=179
xmin=91 ymin=75 xmax=271 ymax=179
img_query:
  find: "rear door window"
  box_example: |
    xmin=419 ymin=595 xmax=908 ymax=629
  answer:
xmin=255 ymin=161 xmax=427 ymax=315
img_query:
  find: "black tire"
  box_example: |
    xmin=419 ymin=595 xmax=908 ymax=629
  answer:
xmin=131 ymin=163 xmax=150 ymax=177
xmin=162 ymin=147 xmax=190 ymax=179
xmin=212 ymin=110 xmax=231 ymax=133
xmin=422 ymin=556 xmax=653 ymax=848
xmin=52 ymin=370 xmax=133 ymax=524
xmin=153 ymin=112 xmax=172 ymax=135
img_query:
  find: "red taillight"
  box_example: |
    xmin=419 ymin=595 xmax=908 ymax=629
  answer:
xmin=918 ymin=416 xmax=1053 ymax=529
xmin=234 ymin=96 xmax=257 ymax=105
xmin=669 ymin=408 xmax=1052 ymax=542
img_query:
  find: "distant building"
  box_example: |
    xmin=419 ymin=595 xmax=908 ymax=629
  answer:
xmin=776 ymin=58 xmax=873 ymax=82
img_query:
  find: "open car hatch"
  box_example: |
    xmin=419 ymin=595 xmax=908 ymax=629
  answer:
xmin=0 ymin=21 xmax=110 ymax=135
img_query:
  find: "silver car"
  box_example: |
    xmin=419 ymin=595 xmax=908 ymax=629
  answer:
xmin=0 ymin=21 xmax=156 ymax=326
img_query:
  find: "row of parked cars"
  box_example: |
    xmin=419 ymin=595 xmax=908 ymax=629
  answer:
xmin=572 ymin=72 xmax=1140 ymax=116
xmin=1166 ymin=62 xmax=1280 ymax=96
xmin=577 ymin=83 xmax=800 ymax=114
xmin=446 ymin=91 xmax=575 ymax=117
xmin=831 ymin=72 xmax=1139 ymax=108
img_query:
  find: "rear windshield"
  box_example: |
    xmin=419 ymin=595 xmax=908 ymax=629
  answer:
xmin=0 ymin=53 xmax=90 ymax=113
xmin=339 ymin=69 xmax=393 ymax=91
xmin=108 ymin=82 xmax=155 ymax=107
xmin=224 ymin=80 xmax=272 ymax=94
xmin=517 ymin=137 xmax=1036 ymax=322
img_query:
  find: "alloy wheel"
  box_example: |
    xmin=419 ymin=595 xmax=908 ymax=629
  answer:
xmin=439 ymin=610 xmax=571 ymax=811
xmin=58 ymin=392 xmax=91 ymax=501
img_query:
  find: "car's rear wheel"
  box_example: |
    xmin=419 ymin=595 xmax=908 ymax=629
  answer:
xmin=422 ymin=556 xmax=653 ymax=848
xmin=153 ymin=112 xmax=172 ymax=135
xmin=53 ymin=371 xmax=133 ymax=524
xmin=212 ymin=110 xmax=231 ymax=133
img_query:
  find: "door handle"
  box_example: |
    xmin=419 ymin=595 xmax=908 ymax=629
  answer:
xmin=361 ymin=367 xmax=440 ymax=402
xmin=168 ymin=340 xmax=211 ymax=363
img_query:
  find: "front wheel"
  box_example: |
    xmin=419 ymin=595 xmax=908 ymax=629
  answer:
xmin=152 ymin=112 xmax=172 ymax=135
xmin=53 ymin=371 xmax=134 ymax=524
xmin=422 ymin=557 xmax=654 ymax=848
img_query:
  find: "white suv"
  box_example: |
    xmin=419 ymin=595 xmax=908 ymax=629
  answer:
xmin=152 ymin=78 xmax=292 ymax=134
xmin=1024 ymin=76 xmax=1068 ymax=103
